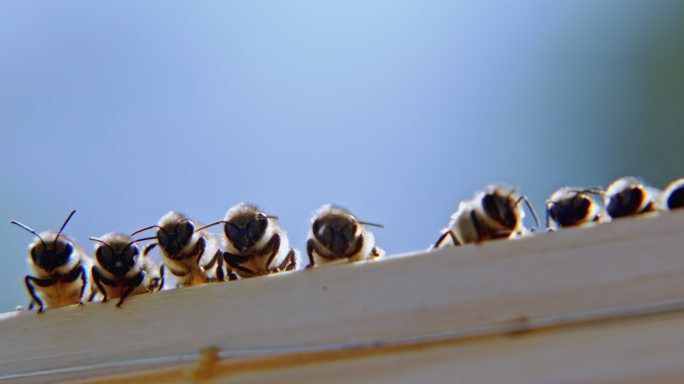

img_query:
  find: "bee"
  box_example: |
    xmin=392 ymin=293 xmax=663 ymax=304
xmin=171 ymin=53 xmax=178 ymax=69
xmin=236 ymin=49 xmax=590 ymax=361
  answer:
xmin=197 ymin=203 xmax=298 ymax=278
xmin=10 ymin=210 xmax=90 ymax=313
xmin=433 ymin=184 xmax=539 ymax=248
xmin=604 ymin=176 xmax=660 ymax=219
xmin=130 ymin=211 xmax=227 ymax=289
xmin=661 ymin=177 xmax=684 ymax=210
xmin=306 ymin=205 xmax=385 ymax=267
xmin=546 ymin=187 xmax=608 ymax=230
xmin=89 ymin=232 xmax=160 ymax=307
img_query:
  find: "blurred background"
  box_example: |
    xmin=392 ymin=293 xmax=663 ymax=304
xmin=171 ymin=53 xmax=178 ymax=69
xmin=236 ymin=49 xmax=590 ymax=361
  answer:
xmin=1 ymin=0 xmax=683 ymax=312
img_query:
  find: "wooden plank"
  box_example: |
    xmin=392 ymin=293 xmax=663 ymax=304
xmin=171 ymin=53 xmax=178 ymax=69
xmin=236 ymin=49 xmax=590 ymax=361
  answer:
xmin=72 ymin=308 xmax=684 ymax=384
xmin=1 ymin=210 xmax=684 ymax=383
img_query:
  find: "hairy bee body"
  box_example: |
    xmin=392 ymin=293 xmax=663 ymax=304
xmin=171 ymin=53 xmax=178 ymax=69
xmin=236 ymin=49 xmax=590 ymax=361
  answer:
xmin=218 ymin=204 xmax=297 ymax=278
xmin=307 ymin=205 xmax=384 ymax=267
xmin=433 ymin=184 xmax=537 ymax=248
xmin=604 ymin=177 xmax=660 ymax=219
xmin=546 ymin=187 xmax=609 ymax=230
xmin=12 ymin=210 xmax=91 ymax=312
xmin=135 ymin=212 xmax=226 ymax=289
xmin=91 ymin=233 xmax=159 ymax=307
xmin=661 ymin=177 xmax=684 ymax=211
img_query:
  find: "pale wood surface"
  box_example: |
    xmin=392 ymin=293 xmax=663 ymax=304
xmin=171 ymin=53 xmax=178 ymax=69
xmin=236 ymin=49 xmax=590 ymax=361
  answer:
xmin=74 ymin=308 xmax=684 ymax=384
xmin=1 ymin=210 xmax=684 ymax=383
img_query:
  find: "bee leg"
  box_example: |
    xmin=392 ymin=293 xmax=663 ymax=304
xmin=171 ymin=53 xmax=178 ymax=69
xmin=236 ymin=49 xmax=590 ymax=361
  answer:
xmin=216 ymin=251 xmax=225 ymax=281
xmin=262 ymin=234 xmax=281 ymax=272
xmin=201 ymin=249 xmax=225 ymax=282
xmin=470 ymin=211 xmax=484 ymax=243
xmin=91 ymin=267 xmax=109 ymax=303
xmin=370 ymin=247 xmax=382 ymax=258
xmin=24 ymin=275 xmax=50 ymax=313
xmin=143 ymin=243 xmax=157 ymax=256
xmin=223 ymin=252 xmax=255 ymax=276
xmin=433 ymin=231 xmax=452 ymax=248
xmin=227 ymin=268 xmax=239 ymax=281
xmin=75 ymin=266 xmax=87 ymax=306
xmin=306 ymin=239 xmax=316 ymax=269
xmin=158 ymin=265 xmax=165 ymax=291
xmin=116 ymin=272 xmax=144 ymax=308
xmin=284 ymin=249 xmax=297 ymax=271
xmin=27 ymin=301 xmax=35 ymax=311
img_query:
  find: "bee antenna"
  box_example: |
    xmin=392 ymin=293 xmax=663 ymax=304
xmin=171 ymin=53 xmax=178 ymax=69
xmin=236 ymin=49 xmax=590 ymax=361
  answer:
xmin=89 ymin=237 xmax=114 ymax=251
xmin=127 ymin=237 xmax=158 ymax=248
xmin=358 ymin=221 xmax=385 ymax=229
xmin=131 ymin=225 xmax=166 ymax=237
xmin=266 ymin=215 xmax=279 ymax=220
xmin=582 ymin=188 xmax=605 ymax=196
xmin=515 ymin=196 xmax=539 ymax=230
xmin=195 ymin=221 xmax=226 ymax=232
xmin=10 ymin=220 xmax=47 ymax=249
xmin=55 ymin=210 xmax=76 ymax=244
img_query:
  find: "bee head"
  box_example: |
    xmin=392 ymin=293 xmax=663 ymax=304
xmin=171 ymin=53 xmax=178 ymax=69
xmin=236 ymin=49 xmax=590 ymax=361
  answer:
xmin=91 ymin=233 xmax=141 ymax=280
xmin=158 ymin=220 xmax=194 ymax=254
xmin=547 ymin=188 xmax=601 ymax=228
xmin=481 ymin=186 xmax=519 ymax=230
xmin=30 ymin=234 xmax=74 ymax=273
xmin=224 ymin=211 xmax=268 ymax=253
xmin=11 ymin=210 xmax=77 ymax=273
xmin=313 ymin=213 xmax=358 ymax=255
xmin=193 ymin=204 xmax=276 ymax=254
xmin=132 ymin=212 xmax=195 ymax=255
xmin=665 ymin=178 xmax=684 ymax=210
xmin=605 ymin=177 xmax=651 ymax=218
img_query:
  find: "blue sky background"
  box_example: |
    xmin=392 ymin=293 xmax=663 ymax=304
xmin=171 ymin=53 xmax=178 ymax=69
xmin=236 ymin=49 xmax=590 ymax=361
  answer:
xmin=1 ymin=1 xmax=683 ymax=311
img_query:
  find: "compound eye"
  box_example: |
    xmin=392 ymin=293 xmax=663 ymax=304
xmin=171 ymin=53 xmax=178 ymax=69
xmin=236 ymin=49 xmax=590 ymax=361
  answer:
xmin=97 ymin=246 xmax=114 ymax=267
xmin=58 ymin=242 xmax=74 ymax=262
xmin=176 ymin=222 xmax=194 ymax=244
xmin=247 ymin=217 xmax=267 ymax=240
xmin=549 ymin=204 xmax=559 ymax=221
xmin=317 ymin=224 xmax=333 ymax=244
xmin=574 ymin=198 xmax=590 ymax=219
xmin=483 ymin=193 xmax=516 ymax=229
xmin=225 ymin=222 xmax=240 ymax=242
xmin=343 ymin=223 xmax=355 ymax=242
xmin=124 ymin=245 xmax=139 ymax=261
xmin=30 ymin=244 xmax=44 ymax=264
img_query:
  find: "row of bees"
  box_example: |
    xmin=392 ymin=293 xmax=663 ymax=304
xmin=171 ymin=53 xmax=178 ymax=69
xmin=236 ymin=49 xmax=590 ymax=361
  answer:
xmin=11 ymin=176 xmax=684 ymax=313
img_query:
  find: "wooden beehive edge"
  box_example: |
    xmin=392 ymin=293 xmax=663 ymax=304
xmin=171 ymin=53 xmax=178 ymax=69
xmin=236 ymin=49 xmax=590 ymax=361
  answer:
xmin=1 ymin=210 xmax=684 ymax=383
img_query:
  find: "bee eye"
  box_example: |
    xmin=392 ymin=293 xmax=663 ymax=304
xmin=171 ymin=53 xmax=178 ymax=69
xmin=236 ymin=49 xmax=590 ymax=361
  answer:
xmin=247 ymin=218 xmax=267 ymax=239
xmin=175 ymin=222 xmax=193 ymax=244
xmin=343 ymin=223 xmax=355 ymax=241
xmin=30 ymin=245 xmax=43 ymax=264
xmin=97 ymin=246 xmax=114 ymax=266
xmin=549 ymin=204 xmax=559 ymax=221
xmin=225 ymin=222 xmax=240 ymax=241
xmin=125 ymin=246 xmax=139 ymax=260
xmin=318 ymin=224 xmax=333 ymax=243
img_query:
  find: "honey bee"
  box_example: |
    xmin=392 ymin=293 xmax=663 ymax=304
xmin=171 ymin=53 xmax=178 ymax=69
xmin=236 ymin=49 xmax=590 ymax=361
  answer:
xmin=433 ymin=184 xmax=539 ymax=248
xmin=546 ymin=187 xmax=608 ymax=230
xmin=661 ymin=177 xmax=684 ymax=210
xmin=11 ymin=210 xmax=90 ymax=313
xmin=130 ymin=211 xmax=227 ymax=289
xmin=604 ymin=176 xmax=660 ymax=219
xmin=197 ymin=203 xmax=298 ymax=278
xmin=306 ymin=205 xmax=384 ymax=267
xmin=89 ymin=232 xmax=160 ymax=307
